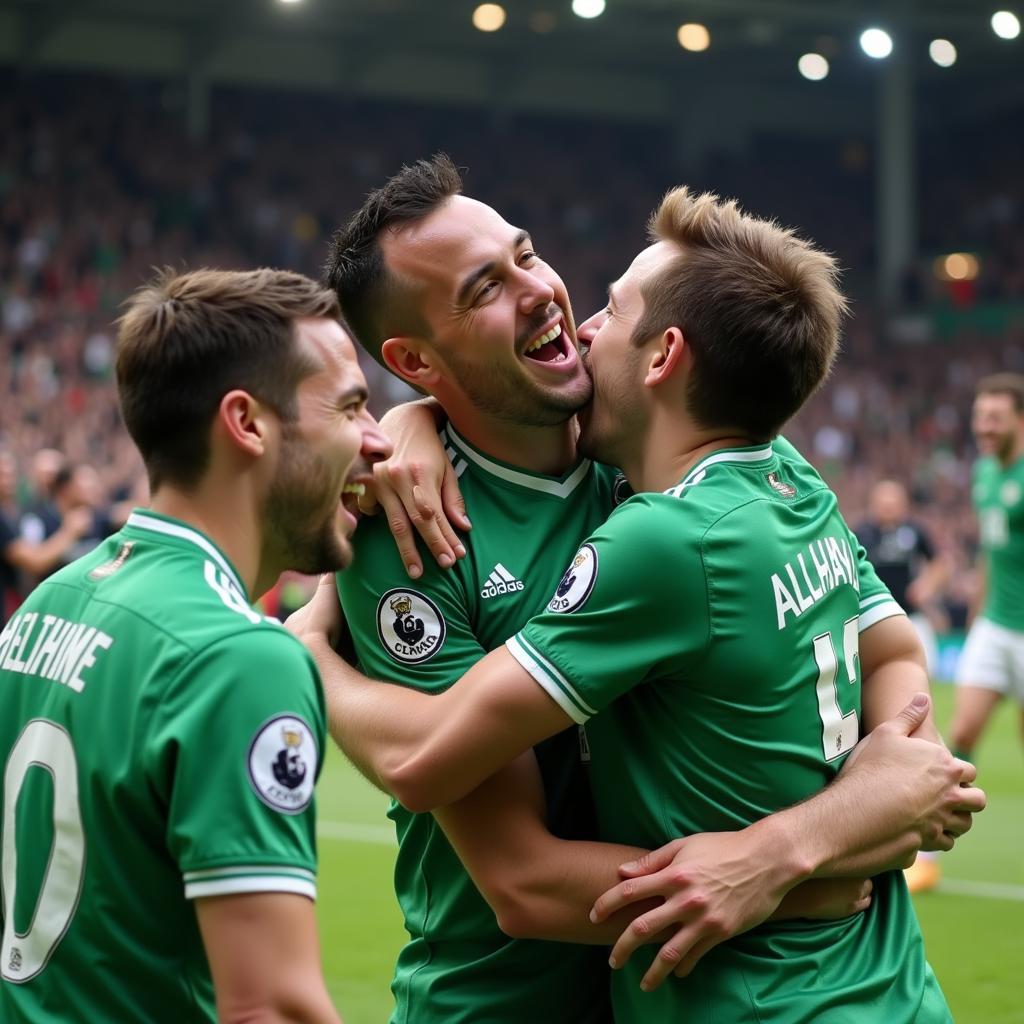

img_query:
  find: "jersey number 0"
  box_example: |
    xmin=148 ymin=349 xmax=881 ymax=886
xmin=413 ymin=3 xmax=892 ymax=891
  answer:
xmin=2 ymin=719 xmax=86 ymax=982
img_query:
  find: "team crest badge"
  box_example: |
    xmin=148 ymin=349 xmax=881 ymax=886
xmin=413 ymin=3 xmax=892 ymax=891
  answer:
xmin=376 ymin=589 xmax=446 ymax=664
xmin=766 ymin=472 xmax=797 ymax=499
xmin=1001 ymin=481 xmax=1021 ymax=507
xmin=248 ymin=715 xmax=318 ymax=814
xmin=547 ymin=544 xmax=599 ymax=613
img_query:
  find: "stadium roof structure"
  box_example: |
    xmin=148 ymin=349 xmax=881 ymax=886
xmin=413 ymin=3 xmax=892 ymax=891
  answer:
xmin=2 ymin=0 xmax=1022 ymax=136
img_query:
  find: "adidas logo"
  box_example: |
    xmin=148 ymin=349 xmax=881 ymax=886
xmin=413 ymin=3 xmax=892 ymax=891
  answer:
xmin=480 ymin=563 xmax=525 ymax=599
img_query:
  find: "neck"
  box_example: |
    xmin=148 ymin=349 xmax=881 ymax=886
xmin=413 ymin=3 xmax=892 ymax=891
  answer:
xmin=446 ymin=410 xmax=579 ymax=476
xmin=616 ymin=407 xmax=754 ymax=493
xmin=149 ymin=480 xmax=271 ymax=598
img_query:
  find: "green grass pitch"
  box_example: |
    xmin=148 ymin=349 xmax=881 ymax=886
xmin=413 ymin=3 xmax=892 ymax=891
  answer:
xmin=315 ymin=682 xmax=1023 ymax=1023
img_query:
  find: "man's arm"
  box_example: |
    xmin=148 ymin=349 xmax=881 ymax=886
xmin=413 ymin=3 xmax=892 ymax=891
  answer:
xmin=434 ymin=751 xmax=651 ymax=943
xmin=301 ymin=624 xmax=569 ymax=811
xmin=2 ymin=506 xmax=92 ymax=577
xmin=859 ymin=612 xmax=942 ymax=742
xmin=197 ymin=893 xmax=341 ymax=1024
xmin=589 ymin=693 xmax=984 ymax=990
xmin=436 ymin=750 xmax=870 ymax=946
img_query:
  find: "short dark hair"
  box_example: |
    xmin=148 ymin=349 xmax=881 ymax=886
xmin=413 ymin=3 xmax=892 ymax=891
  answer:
xmin=633 ymin=187 xmax=847 ymax=442
xmin=323 ymin=153 xmax=463 ymax=365
xmin=116 ymin=267 xmax=339 ymax=491
xmin=976 ymin=372 xmax=1024 ymax=412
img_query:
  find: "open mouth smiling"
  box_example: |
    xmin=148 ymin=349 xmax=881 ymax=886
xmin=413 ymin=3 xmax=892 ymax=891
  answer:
xmin=522 ymin=320 xmax=571 ymax=364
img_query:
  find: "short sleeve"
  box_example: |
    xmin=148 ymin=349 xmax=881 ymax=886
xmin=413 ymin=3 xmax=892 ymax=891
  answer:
xmin=509 ymin=497 xmax=709 ymax=723
xmin=337 ymin=515 xmax=486 ymax=691
xmin=149 ymin=628 xmax=326 ymax=900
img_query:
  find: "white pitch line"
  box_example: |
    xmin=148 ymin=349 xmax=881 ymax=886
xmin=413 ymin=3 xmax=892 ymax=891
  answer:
xmin=936 ymin=879 xmax=1024 ymax=902
xmin=318 ymin=820 xmax=395 ymax=845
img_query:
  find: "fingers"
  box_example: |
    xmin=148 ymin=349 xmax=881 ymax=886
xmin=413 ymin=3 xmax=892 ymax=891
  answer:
xmin=640 ymin=922 xmax=726 ymax=990
xmin=950 ymin=782 xmax=986 ymax=813
xmin=591 ymin=871 xmax=677 ymax=924
xmin=441 ymin=465 xmax=473 ymax=533
xmin=617 ymin=839 xmax=686 ymax=880
xmin=954 ymin=759 xmax=978 ymax=785
xmin=888 ymin=692 xmax=932 ymax=736
xmin=375 ymin=486 xmax=425 ymax=579
xmin=412 ymin=484 xmax=467 ymax=566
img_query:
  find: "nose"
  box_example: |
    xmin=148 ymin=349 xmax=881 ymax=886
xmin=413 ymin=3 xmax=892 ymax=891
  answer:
xmin=516 ymin=266 xmax=556 ymax=314
xmin=359 ymin=409 xmax=394 ymax=465
xmin=577 ymin=308 xmax=605 ymax=344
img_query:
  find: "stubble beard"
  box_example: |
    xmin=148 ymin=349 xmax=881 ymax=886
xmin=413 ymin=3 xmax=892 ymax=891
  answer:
xmin=265 ymin=435 xmax=353 ymax=576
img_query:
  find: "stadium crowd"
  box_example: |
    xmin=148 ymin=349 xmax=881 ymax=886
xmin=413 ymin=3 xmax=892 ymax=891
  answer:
xmin=2 ymin=71 xmax=1022 ymax=629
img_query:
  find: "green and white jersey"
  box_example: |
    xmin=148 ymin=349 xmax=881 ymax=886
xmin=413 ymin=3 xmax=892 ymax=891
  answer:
xmin=338 ymin=424 xmax=624 ymax=1024
xmin=510 ymin=441 xmax=950 ymax=1024
xmin=973 ymin=454 xmax=1024 ymax=631
xmin=0 ymin=511 xmax=325 ymax=1023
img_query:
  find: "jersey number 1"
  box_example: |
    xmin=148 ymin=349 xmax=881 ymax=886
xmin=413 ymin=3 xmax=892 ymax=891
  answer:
xmin=812 ymin=616 xmax=860 ymax=762
xmin=2 ymin=719 xmax=85 ymax=982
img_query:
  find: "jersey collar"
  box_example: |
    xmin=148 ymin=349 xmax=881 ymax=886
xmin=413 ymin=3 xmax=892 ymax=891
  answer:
xmin=665 ymin=442 xmax=775 ymax=497
xmin=125 ymin=510 xmax=248 ymax=599
xmin=442 ymin=424 xmax=593 ymax=499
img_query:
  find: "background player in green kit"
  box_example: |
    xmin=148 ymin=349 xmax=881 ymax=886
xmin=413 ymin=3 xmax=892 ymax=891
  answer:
xmin=0 ymin=268 xmax=392 ymax=1022
xmin=302 ymin=157 xmax=983 ymax=1022
xmin=299 ymin=184 xmax=987 ymax=1023
xmin=950 ymin=373 xmax=1024 ymax=758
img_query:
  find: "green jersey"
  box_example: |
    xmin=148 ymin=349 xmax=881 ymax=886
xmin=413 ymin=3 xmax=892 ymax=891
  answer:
xmin=0 ymin=511 xmax=325 ymax=1023
xmin=973 ymin=454 xmax=1024 ymax=631
xmin=510 ymin=441 xmax=949 ymax=1024
xmin=338 ymin=424 xmax=623 ymax=1024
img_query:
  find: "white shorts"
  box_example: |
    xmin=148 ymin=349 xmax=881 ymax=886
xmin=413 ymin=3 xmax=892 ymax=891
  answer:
xmin=955 ymin=617 xmax=1024 ymax=703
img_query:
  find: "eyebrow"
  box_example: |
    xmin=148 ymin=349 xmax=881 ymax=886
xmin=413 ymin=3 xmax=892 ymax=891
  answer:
xmin=454 ymin=229 xmax=531 ymax=307
xmin=337 ymin=384 xmax=369 ymax=407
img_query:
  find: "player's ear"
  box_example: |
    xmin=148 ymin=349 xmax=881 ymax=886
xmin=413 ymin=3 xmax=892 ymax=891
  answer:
xmin=644 ymin=327 xmax=687 ymax=388
xmin=382 ymin=337 xmax=443 ymax=389
xmin=217 ymin=389 xmax=272 ymax=457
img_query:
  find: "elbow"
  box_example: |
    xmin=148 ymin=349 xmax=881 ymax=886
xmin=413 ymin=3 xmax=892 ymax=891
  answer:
xmin=385 ymin=755 xmax=447 ymax=814
xmin=490 ymin=885 xmax=548 ymax=940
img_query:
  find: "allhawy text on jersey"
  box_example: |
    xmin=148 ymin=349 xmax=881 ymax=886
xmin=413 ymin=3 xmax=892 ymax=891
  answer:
xmin=771 ymin=535 xmax=860 ymax=630
xmin=0 ymin=612 xmax=113 ymax=692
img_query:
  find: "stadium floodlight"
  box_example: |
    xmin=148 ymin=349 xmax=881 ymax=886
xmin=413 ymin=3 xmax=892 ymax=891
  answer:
xmin=859 ymin=28 xmax=893 ymax=58
xmin=572 ymin=0 xmax=606 ymax=19
xmin=991 ymin=11 xmax=1021 ymax=39
xmin=472 ymin=3 xmax=507 ymax=32
xmin=929 ymin=39 xmax=957 ymax=66
xmin=277 ymin=0 xmax=304 ymax=4
xmin=798 ymin=53 xmax=829 ymax=80
xmin=677 ymin=23 xmax=711 ymax=52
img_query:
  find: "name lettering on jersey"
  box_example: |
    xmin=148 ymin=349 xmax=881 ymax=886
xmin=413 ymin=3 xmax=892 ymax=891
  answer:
xmin=480 ymin=563 xmax=525 ymax=599
xmin=771 ymin=535 xmax=859 ymax=630
xmin=376 ymin=589 xmax=446 ymax=664
xmin=0 ymin=612 xmax=114 ymax=692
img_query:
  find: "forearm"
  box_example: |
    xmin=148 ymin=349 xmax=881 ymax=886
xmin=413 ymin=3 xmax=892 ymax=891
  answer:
xmin=433 ymin=755 xmax=651 ymax=944
xmin=306 ymin=635 xmax=432 ymax=796
xmin=307 ymin=637 xmax=561 ymax=810
xmin=483 ymin=835 xmax=653 ymax=944
xmin=9 ymin=528 xmax=76 ymax=576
